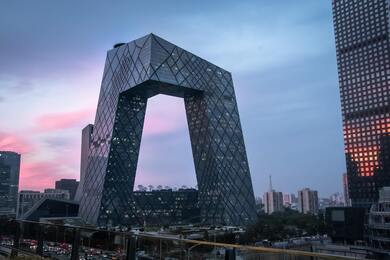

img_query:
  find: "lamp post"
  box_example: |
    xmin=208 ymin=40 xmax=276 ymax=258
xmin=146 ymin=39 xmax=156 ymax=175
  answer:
xmin=187 ymin=243 xmax=201 ymax=260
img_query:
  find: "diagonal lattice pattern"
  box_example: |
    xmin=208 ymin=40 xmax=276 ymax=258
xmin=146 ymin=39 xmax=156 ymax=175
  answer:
xmin=79 ymin=34 xmax=257 ymax=226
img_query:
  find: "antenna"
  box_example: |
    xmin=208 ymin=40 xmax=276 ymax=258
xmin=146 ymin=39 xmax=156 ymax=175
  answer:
xmin=269 ymin=175 xmax=273 ymax=192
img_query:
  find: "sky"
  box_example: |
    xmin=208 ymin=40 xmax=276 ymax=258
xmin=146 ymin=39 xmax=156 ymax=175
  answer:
xmin=0 ymin=0 xmax=345 ymax=197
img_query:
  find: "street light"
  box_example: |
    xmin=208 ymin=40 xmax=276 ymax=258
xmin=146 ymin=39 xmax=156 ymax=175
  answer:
xmin=187 ymin=243 xmax=202 ymax=260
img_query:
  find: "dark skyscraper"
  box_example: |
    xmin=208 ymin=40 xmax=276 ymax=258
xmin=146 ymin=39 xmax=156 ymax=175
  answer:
xmin=78 ymin=34 xmax=257 ymax=227
xmin=332 ymin=0 xmax=390 ymax=208
xmin=74 ymin=124 xmax=93 ymax=202
xmin=55 ymin=179 xmax=78 ymax=200
xmin=0 ymin=151 xmax=20 ymax=215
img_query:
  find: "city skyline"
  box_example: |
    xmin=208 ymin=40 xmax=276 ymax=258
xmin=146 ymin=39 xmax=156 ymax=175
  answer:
xmin=0 ymin=0 xmax=344 ymax=197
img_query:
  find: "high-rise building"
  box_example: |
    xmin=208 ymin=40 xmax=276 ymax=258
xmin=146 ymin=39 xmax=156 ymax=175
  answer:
xmin=283 ymin=193 xmax=297 ymax=207
xmin=78 ymin=34 xmax=257 ymax=227
xmin=74 ymin=124 xmax=93 ymax=202
xmin=263 ymin=176 xmax=284 ymax=214
xmin=55 ymin=179 xmax=79 ymax=200
xmin=298 ymin=188 xmax=319 ymax=215
xmin=0 ymin=151 xmax=20 ymax=215
xmin=263 ymin=191 xmax=284 ymax=214
xmin=342 ymin=173 xmax=351 ymax=206
xmin=332 ymin=0 xmax=390 ymax=208
xmin=16 ymin=189 xmax=70 ymax=218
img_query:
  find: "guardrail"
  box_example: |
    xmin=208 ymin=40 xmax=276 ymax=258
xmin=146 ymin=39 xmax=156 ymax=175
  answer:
xmin=0 ymin=219 xmax=365 ymax=260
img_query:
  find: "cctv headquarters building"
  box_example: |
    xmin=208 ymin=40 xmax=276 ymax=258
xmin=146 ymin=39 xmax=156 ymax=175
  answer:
xmin=78 ymin=34 xmax=257 ymax=227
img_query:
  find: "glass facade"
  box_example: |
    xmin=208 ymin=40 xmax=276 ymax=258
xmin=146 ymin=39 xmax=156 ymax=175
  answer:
xmin=132 ymin=188 xmax=199 ymax=225
xmin=332 ymin=0 xmax=390 ymax=208
xmin=0 ymin=151 xmax=20 ymax=215
xmin=78 ymin=34 xmax=257 ymax=227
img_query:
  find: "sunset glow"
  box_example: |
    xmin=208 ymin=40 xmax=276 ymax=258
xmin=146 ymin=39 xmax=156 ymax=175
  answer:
xmin=344 ymin=117 xmax=390 ymax=177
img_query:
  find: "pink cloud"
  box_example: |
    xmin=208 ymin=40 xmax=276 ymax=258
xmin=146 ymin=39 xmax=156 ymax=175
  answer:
xmin=15 ymin=96 xmax=192 ymax=191
xmin=143 ymin=96 xmax=187 ymax=136
xmin=19 ymin=158 xmax=76 ymax=191
xmin=143 ymin=115 xmax=186 ymax=136
xmin=0 ymin=131 xmax=34 ymax=154
xmin=34 ymin=108 xmax=94 ymax=132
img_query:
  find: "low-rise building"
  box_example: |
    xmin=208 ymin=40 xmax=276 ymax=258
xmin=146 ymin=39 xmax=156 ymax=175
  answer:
xmin=21 ymin=198 xmax=79 ymax=222
xmin=325 ymin=207 xmax=365 ymax=244
xmin=131 ymin=188 xmax=200 ymax=226
xmin=16 ymin=189 xmax=70 ymax=218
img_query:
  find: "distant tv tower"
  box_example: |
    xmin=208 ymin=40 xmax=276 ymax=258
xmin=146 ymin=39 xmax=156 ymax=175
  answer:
xmin=269 ymin=175 xmax=273 ymax=192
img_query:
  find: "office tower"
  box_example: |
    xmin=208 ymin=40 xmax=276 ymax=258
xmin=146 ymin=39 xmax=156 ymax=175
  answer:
xmin=79 ymin=34 xmax=257 ymax=227
xmin=342 ymin=173 xmax=351 ymax=206
xmin=55 ymin=179 xmax=79 ymax=200
xmin=74 ymin=124 xmax=93 ymax=201
xmin=16 ymin=189 xmax=70 ymax=218
xmin=332 ymin=0 xmax=390 ymax=208
xmin=263 ymin=176 xmax=284 ymax=214
xmin=298 ymin=188 xmax=319 ymax=215
xmin=0 ymin=151 xmax=20 ymax=215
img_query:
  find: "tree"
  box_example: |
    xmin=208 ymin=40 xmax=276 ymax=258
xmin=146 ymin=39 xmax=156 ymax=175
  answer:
xmin=240 ymin=210 xmax=326 ymax=244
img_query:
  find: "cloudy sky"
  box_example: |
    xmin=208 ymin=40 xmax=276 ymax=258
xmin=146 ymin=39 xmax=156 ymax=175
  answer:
xmin=0 ymin=0 xmax=345 ymax=197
